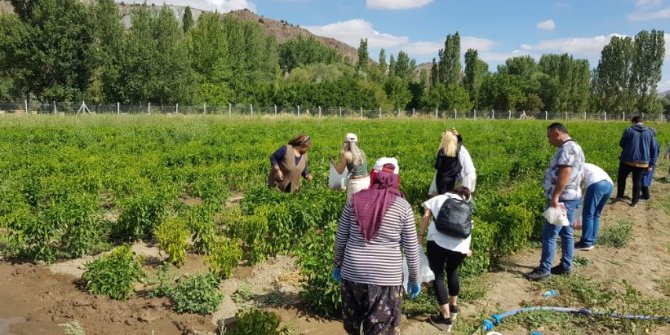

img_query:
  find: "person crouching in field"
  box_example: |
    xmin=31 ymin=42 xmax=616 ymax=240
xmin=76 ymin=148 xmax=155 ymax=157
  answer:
xmin=331 ymin=133 xmax=370 ymax=200
xmin=268 ymin=134 xmax=313 ymax=193
xmin=418 ymin=186 xmax=474 ymax=332
xmin=574 ymin=163 xmax=614 ymax=251
xmin=332 ymin=163 xmax=421 ymax=335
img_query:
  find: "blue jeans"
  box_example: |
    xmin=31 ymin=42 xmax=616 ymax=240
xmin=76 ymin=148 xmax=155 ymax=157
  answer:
xmin=539 ymin=198 xmax=581 ymax=273
xmin=580 ymin=181 xmax=613 ymax=246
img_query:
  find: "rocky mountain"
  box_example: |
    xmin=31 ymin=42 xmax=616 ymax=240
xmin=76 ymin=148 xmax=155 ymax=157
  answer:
xmin=227 ymin=9 xmax=358 ymax=62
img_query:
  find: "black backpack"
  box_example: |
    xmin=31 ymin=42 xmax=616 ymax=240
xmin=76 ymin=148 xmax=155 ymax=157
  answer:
xmin=434 ymin=197 xmax=472 ymax=238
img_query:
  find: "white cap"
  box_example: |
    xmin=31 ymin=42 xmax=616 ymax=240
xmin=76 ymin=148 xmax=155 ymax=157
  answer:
xmin=344 ymin=133 xmax=358 ymax=142
xmin=373 ymin=157 xmax=399 ymax=175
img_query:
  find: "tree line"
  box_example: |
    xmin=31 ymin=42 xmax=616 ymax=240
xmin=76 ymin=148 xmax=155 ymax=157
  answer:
xmin=0 ymin=0 xmax=667 ymax=113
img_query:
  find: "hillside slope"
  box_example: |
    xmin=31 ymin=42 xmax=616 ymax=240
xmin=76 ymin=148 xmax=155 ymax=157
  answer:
xmin=0 ymin=1 xmax=359 ymax=63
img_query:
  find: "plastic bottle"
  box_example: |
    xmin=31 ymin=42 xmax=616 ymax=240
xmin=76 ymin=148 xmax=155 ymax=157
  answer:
xmin=541 ymin=290 xmax=558 ymax=298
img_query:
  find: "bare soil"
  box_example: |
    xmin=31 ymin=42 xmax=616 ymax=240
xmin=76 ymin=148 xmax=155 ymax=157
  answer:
xmin=1 ymin=171 xmax=669 ymax=335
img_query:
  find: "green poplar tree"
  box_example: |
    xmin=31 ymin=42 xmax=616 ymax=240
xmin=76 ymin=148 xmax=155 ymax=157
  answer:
xmin=357 ymin=38 xmax=368 ymax=71
xmin=464 ymin=49 xmax=488 ymax=109
xmin=632 ymin=29 xmax=665 ymax=113
xmin=438 ymin=32 xmax=461 ymax=85
xmin=182 ymin=6 xmax=194 ymax=33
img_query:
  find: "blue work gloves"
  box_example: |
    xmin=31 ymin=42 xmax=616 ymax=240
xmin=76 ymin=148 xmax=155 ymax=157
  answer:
xmin=332 ymin=268 xmax=341 ymax=283
xmin=408 ymin=282 xmax=421 ymax=300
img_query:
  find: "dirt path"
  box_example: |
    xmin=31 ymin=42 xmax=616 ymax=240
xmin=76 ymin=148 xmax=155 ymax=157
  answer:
xmin=1 ymin=173 xmax=669 ymax=335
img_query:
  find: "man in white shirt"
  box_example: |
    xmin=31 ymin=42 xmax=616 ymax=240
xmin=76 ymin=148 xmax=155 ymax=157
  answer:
xmin=575 ymin=163 xmax=614 ymax=250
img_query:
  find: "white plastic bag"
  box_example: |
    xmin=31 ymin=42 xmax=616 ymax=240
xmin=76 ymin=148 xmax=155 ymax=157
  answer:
xmin=543 ymin=203 xmax=569 ymax=226
xmin=402 ymin=249 xmax=435 ymax=293
xmin=428 ymin=173 xmax=438 ymax=196
xmin=573 ymin=205 xmax=583 ymax=230
xmin=328 ymin=163 xmax=348 ymax=190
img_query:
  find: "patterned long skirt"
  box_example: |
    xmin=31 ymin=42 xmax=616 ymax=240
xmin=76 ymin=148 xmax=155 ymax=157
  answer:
xmin=341 ymin=279 xmax=402 ymax=335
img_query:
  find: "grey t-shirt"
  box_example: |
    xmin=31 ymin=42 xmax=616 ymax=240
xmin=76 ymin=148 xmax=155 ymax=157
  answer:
xmin=543 ymin=139 xmax=585 ymax=201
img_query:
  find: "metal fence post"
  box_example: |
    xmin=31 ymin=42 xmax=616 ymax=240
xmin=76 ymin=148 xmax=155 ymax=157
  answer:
xmin=412 ymin=108 xmax=415 ymax=117
xmin=360 ymin=107 xmax=362 ymax=118
xmin=229 ymin=103 xmax=232 ymax=116
xmin=319 ymin=106 xmax=322 ymax=118
xmin=53 ymin=101 xmax=56 ymax=114
xmin=509 ymin=110 xmax=512 ymax=120
xmin=250 ymin=104 xmax=253 ymax=117
xmin=379 ymin=107 xmax=381 ymax=118
xmin=339 ymin=106 xmax=342 ymax=117
xmin=117 ymin=102 xmax=120 ymax=115
xmin=176 ymin=103 xmax=179 ymax=114
xmin=435 ymin=108 xmax=438 ymax=119
xmin=604 ymin=112 xmax=607 ymax=121
xmin=565 ymin=111 xmax=567 ymax=120
xmin=545 ymin=111 xmax=548 ymax=120
xmin=454 ymin=110 xmax=457 ymax=119
xmin=148 ymin=102 xmax=151 ymax=114
xmin=274 ymin=104 xmax=277 ymax=116
xmin=474 ymin=109 xmax=477 ymax=120
xmin=623 ymin=112 xmax=625 ymax=121
xmin=492 ymin=110 xmax=494 ymax=119
xmin=204 ymin=103 xmax=206 ymax=114
xmin=24 ymin=100 xmax=28 ymax=114
xmin=584 ymin=111 xmax=586 ymax=120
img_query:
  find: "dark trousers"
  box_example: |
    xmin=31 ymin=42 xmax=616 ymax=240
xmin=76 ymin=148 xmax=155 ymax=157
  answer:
xmin=426 ymin=241 xmax=466 ymax=305
xmin=436 ymin=174 xmax=457 ymax=195
xmin=616 ymin=162 xmax=646 ymax=204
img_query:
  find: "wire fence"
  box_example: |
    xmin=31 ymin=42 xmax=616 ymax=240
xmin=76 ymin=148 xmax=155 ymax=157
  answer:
xmin=0 ymin=101 xmax=668 ymax=122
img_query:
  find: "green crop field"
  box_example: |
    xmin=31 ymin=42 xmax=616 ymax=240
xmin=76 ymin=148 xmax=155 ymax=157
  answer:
xmin=1 ymin=115 xmax=669 ymax=333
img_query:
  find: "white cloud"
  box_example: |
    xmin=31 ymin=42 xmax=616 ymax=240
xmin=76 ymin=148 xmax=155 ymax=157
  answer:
xmin=628 ymin=7 xmax=670 ymax=20
xmin=114 ymin=0 xmax=256 ymax=12
xmin=537 ymin=19 xmax=556 ymax=31
xmin=628 ymin=0 xmax=670 ymax=20
xmin=366 ymin=0 xmax=433 ymax=10
xmin=394 ymin=36 xmax=495 ymax=60
xmin=636 ymin=0 xmax=661 ymax=6
xmin=479 ymin=51 xmax=534 ymax=63
xmin=461 ymin=36 xmax=496 ymax=52
xmin=400 ymin=42 xmax=442 ymax=56
xmin=304 ymin=19 xmax=408 ymax=49
xmin=521 ymin=34 xmax=627 ymax=56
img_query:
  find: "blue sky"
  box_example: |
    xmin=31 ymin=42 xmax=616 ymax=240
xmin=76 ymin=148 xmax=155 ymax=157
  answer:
xmin=120 ymin=0 xmax=670 ymax=91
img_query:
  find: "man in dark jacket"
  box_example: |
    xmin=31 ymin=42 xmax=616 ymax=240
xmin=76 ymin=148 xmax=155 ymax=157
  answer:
xmin=614 ymin=116 xmax=658 ymax=207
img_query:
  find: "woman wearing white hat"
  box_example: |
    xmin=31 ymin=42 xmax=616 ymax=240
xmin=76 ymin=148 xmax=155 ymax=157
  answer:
xmin=332 ymin=133 xmax=370 ymax=200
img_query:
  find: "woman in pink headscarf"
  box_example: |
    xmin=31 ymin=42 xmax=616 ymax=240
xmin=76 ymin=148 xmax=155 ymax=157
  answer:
xmin=332 ymin=164 xmax=421 ymax=335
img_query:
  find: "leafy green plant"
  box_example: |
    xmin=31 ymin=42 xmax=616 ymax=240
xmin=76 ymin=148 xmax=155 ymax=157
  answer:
xmin=206 ymin=237 xmax=243 ymax=279
xmin=223 ymin=308 xmax=293 ymax=335
xmin=227 ymin=208 xmax=269 ymax=264
xmin=81 ymin=246 xmax=144 ymax=300
xmin=296 ymin=221 xmax=341 ymax=318
xmin=599 ymin=220 xmax=634 ymax=248
xmin=147 ymin=262 xmax=175 ymax=298
xmin=168 ymin=273 xmax=223 ymax=314
xmin=185 ymin=204 xmax=218 ymax=254
xmin=115 ymin=190 xmax=172 ymax=241
xmin=154 ymin=215 xmax=189 ymax=266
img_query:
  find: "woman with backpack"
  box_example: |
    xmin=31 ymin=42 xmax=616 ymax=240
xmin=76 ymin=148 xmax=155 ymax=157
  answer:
xmin=417 ymin=186 xmax=473 ymax=332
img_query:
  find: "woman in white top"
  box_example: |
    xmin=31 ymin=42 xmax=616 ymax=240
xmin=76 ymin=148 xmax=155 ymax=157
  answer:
xmin=418 ymin=186 xmax=473 ymax=332
xmin=575 ymin=163 xmax=614 ymax=250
